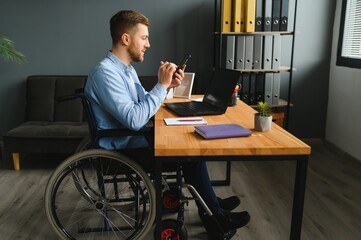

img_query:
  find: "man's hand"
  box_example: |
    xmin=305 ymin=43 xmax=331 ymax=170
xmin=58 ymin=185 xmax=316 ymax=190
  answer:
xmin=158 ymin=61 xmax=184 ymax=90
xmin=169 ymin=66 xmax=184 ymax=89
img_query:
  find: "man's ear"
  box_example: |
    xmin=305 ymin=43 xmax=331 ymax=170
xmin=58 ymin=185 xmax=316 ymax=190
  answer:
xmin=121 ymin=33 xmax=130 ymax=46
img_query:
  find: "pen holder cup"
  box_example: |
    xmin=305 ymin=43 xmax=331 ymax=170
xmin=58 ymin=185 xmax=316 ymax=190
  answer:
xmin=229 ymin=93 xmax=238 ymax=106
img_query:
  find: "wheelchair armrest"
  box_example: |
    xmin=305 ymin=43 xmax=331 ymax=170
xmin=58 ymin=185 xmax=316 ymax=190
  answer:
xmin=57 ymin=89 xmax=85 ymax=102
xmin=144 ymin=119 xmax=154 ymax=128
xmin=95 ymin=120 xmax=154 ymax=138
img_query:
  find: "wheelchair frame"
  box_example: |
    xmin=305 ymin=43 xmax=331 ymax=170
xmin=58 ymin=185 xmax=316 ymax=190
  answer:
xmin=44 ymin=89 xmax=231 ymax=240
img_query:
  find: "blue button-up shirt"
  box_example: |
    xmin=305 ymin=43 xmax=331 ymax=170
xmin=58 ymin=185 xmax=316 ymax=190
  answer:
xmin=85 ymin=51 xmax=167 ymax=149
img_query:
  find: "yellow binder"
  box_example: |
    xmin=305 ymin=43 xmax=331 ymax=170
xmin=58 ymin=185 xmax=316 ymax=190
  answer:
xmin=232 ymin=0 xmax=241 ymax=32
xmin=222 ymin=0 xmax=232 ymax=32
xmin=240 ymin=0 xmax=245 ymax=32
xmin=245 ymin=0 xmax=256 ymax=32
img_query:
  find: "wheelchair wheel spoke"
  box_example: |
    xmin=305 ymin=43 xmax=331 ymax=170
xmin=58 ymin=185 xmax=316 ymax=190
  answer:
xmin=45 ymin=149 xmax=156 ymax=240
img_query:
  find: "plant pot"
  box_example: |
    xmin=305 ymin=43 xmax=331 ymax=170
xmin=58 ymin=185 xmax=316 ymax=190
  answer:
xmin=254 ymin=113 xmax=272 ymax=132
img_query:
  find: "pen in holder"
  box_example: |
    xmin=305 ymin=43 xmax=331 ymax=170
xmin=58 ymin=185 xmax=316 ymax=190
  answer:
xmin=229 ymin=84 xmax=241 ymax=106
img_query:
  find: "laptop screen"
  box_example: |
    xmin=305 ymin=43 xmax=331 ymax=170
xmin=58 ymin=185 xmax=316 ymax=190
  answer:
xmin=203 ymin=69 xmax=242 ymax=110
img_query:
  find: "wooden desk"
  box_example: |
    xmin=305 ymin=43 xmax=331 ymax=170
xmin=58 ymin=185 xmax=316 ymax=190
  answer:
xmin=154 ymin=95 xmax=311 ymax=240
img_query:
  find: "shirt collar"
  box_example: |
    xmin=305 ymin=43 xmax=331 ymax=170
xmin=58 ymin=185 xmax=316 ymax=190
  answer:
xmin=106 ymin=51 xmax=134 ymax=75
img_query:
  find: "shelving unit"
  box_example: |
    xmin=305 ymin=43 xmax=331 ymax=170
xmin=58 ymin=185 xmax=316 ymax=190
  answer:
xmin=213 ymin=0 xmax=298 ymax=129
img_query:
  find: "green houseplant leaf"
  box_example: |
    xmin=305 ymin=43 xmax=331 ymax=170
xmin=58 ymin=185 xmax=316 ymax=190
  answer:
xmin=254 ymin=101 xmax=273 ymax=131
xmin=256 ymin=101 xmax=272 ymax=117
xmin=0 ymin=34 xmax=27 ymax=64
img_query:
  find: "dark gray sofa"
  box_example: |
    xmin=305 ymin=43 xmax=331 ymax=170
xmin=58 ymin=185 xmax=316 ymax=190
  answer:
xmin=3 ymin=75 xmax=89 ymax=170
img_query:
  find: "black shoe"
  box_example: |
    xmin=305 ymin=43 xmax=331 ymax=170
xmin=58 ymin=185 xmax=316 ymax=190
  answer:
xmin=201 ymin=210 xmax=250 ymax=239
xmin=221 ymin=209 xmax=250 ymax=229
xmin=201 ymin=214 xmax=237 ymax=240
xmin=217 ymin=196 xmax=241 ymax=211
xmin=208 ymin=228 xmax=237 ymax=240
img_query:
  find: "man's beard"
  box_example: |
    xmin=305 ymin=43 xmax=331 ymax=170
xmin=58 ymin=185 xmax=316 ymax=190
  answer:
xmin=128 ymin=46 xmax=144 ymax=63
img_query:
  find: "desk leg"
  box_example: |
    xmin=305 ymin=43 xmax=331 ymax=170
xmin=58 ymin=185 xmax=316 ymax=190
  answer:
xmin=155 ymin=157 xmax=162 ymax=239
xmin=210 ymin=159 xmax=231 ymax=186
xmin=290 ymin=156 xmax=308 ymax=240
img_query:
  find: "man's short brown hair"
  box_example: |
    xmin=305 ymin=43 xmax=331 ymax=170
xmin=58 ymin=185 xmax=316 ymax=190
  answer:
xmin=110 ymin=10 xmax=150 ymax=45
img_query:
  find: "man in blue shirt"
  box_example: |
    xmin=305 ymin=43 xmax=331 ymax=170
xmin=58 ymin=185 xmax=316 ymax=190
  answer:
xmin=85 ymin=10 xmax=250 ymax=238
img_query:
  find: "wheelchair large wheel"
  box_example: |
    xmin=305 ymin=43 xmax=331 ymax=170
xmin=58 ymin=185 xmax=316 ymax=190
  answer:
xmin=75 ymin=137 xmax=92 ymax=153
xmin=45 ymin=149 xmax=156 ymax=240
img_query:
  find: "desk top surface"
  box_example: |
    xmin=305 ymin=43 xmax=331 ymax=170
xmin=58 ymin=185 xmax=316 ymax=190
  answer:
xmin=154 ymin=95 xmax=311 ymax=157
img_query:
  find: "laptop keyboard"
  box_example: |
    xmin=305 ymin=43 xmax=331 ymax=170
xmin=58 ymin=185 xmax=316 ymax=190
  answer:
xmin=182 ymin=102 xmax=206 ymax=111
xmin=180 ymin=102 xmax=218 ymax=114
xmin=165 ymin=101 xmax=224 ymax=116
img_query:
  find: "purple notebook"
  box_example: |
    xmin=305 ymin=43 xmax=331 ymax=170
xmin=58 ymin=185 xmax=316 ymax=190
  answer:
xmin=194 ymin=124 xmax=252 ymax=139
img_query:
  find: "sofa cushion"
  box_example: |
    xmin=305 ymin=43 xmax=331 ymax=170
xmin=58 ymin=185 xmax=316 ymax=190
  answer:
xmin=54 ymin=77 xmax=85 ymax=122
xmin=25 ymin=76 xmax=86 ymax=122
xmin=3 ymin=76 xmax=90 ymax=161
xmin=3 ymin=121 xmax=89 ymax=154
xmin=26 ymin=77 xmax=56 ymax=121
xmin=5 ymin=121 xmax=88 ymax=138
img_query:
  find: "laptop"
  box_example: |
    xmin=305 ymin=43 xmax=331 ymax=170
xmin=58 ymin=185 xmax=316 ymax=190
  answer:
xmin=165 ymin=68 xmax=242 ymax=116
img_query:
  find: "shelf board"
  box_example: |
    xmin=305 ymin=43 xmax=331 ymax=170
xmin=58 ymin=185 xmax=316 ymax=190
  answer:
xmin=214 ymin=31 xmax=294 ymax=35
xmin=249 ymin=99 xmax=292 ymax=108
xmin=234 ymin=66 xmax=294 ymax=73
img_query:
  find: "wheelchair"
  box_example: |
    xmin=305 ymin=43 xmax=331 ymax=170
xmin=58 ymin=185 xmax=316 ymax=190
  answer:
xmin=44 ymin=90 xmax=232 ymax=240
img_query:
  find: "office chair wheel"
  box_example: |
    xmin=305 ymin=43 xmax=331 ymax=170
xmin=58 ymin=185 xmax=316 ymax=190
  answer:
xmin=157 ymin=219 xmax=188 ymax=240
xmin=45 ymin=149 xmax=156 ymax=240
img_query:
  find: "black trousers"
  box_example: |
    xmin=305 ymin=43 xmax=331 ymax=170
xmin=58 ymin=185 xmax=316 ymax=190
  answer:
xmin=121 ymin=147 xmax=222 ymax=216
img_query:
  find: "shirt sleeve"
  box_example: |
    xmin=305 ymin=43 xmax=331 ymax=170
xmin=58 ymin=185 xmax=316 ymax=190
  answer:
xmin=86 ymin=66 xmax=167 ymax=131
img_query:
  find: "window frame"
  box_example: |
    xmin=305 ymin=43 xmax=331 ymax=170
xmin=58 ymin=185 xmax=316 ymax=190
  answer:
xmin=336 ymin=0 xmax=361 ymax=69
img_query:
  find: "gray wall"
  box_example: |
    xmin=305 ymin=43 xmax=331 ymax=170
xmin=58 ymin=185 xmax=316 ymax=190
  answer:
xmin=0 ymin=0 xmax=214 ymax=136
xmin=326 ymin=0 xmax=361 ymax=161
xmin=0 ymin=0 xmax=336 ymax=140
xmin=287 ymin=0 xmax=336 ymax=138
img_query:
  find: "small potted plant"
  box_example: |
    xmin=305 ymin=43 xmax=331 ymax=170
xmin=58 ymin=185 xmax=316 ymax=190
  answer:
xmin=254 ymin=101 xmax=272 ymax=132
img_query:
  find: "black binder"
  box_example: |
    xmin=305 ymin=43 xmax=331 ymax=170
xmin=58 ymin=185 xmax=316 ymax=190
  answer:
xmin=255 ymin=0 xmax=263 ymax=32
xmin=272 ymin=0 xmax=281 ymax=31
xmin=264 ymin=72 xmax=273 ymax=104
xmin=249 ymin=73 xmax=257 ymax=105
xmin=280 ymin=0 xmax=289 ymax=31
xmin=256 ymin=72 xmax=265 ymax=103
xmin=240 ymin=73 xmax=250 ymax=104
xmin=272 ymin=72 xmax=280 ymax=105
xmin=263 ymin=0 xmax=272 ymax=31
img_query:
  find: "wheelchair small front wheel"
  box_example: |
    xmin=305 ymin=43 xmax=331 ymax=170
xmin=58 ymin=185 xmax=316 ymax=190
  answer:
xmin=157 ymin=219 xmax=188 ymax=240
xmin=162 ymin=189 xmax=181 ymax=213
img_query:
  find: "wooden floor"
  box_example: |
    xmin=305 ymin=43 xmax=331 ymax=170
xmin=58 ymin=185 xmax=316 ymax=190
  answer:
xmin=0 ymin=141 xmax=360 ymax=240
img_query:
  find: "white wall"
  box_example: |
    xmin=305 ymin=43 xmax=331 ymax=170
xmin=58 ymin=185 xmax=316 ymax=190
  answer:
xmin=326 ymin=0 xmax=361 ymax=161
